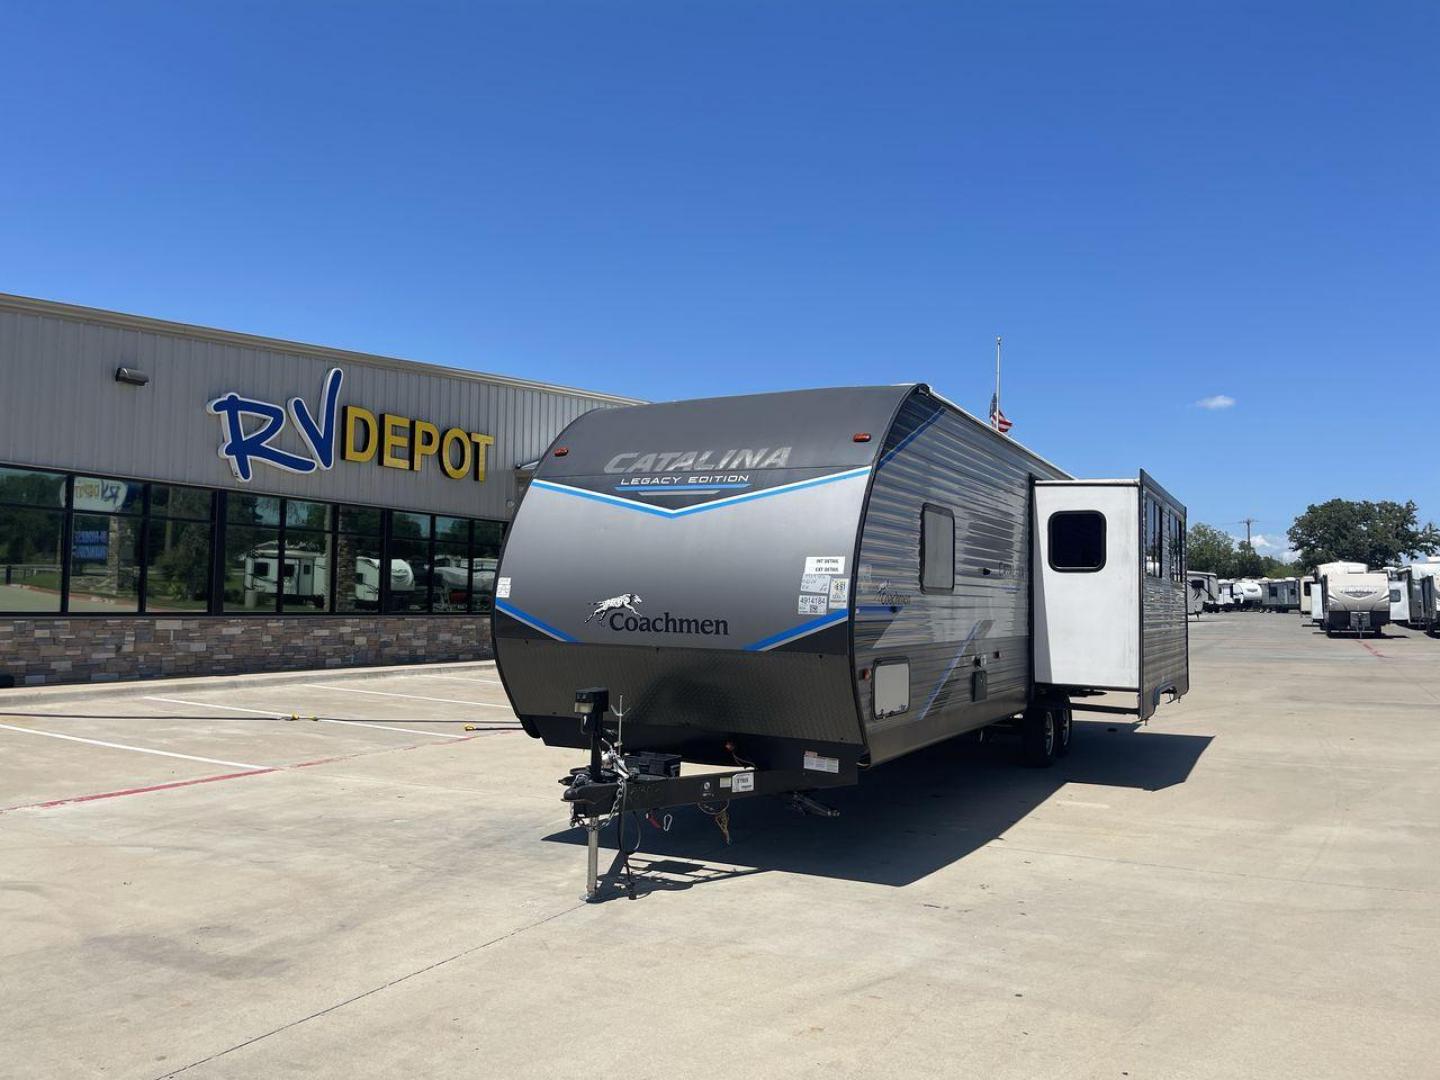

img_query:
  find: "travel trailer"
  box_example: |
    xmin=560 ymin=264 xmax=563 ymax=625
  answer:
xmin=1387 ymin=567 xmax=1409 ymax=625
xmin=1188 ymin=571 xmax=1218 ymax=616
xmin=1419 ymin=576 xmax=1440 ymax=635
xmin=1309 ymin=562 xmax=1366 ymax=625
xmin=1396 ymin=564 xmax=1440 ymax=630
xmin=1261 ymin=577 xmax=1301 ymax=613
xmin=1316 ymin=563 xmax=1389 ymax=636
xmin=492 ymin=385 xmax=1190 ymax=895
xmin=1298 ymin=575 xmax=1317 ymax=618
xmin=1231 ymin=579 xmax=1264 ymax=610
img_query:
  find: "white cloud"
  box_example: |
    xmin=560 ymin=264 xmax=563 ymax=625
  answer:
xmin=1195 ymin=394 xmax=1236 ymax=410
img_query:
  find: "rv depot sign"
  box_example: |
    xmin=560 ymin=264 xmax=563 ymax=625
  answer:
xmin=208 ymin=368 xmax=495 ymax=484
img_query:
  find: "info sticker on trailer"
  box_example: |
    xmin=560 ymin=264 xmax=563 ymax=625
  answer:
xmin=798 ymin=594 xmax=828 ymax=615
xmin=803 ymin=751 xmax=840 ymax=774
xmin=800 ymin=573 xmax=831 ymax=594
xmin=804 ymin=556 xmax=846 ymax=575
xmin=828 ymin=577 xmax=850 ymax=609
xmin=496 ymin=577 xmax=512 ymax=598
xmin=731 ymin=772 xmax=755 ymax=794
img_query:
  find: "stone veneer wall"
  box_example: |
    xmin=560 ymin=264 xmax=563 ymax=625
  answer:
xmin=0 ymin=616 xmax=492 ymax=687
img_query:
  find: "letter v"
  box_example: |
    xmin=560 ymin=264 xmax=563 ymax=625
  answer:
xmin=290 ymin=368 xmax=344 ymax=469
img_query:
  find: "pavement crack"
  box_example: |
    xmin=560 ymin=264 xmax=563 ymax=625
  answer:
xmin=151 ymin=902 xmax=587 ymax=1079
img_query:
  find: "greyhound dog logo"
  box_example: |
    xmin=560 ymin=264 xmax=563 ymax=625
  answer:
xmin=587 ymin=592 xmax=642 ymax=622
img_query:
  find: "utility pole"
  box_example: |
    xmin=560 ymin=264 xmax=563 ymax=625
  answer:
xmin=1238 ymin=517 xmax=1257 ymax=547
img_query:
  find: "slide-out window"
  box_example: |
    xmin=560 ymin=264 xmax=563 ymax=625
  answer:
xmin=920 ymin=504 xmax=955 ymax=592
xmin=1048 ymin=510 xmax=1106 ymax=572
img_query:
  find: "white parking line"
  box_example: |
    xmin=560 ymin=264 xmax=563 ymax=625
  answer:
xmin=405 ymin=673 xmax=506 ymax=686
xmin=0 ymin=721 xmax=266 ymax=770
xmin=304 ymin=684 xmax=514 ymax=710
xmin=144 ymin=696 xmax=468 ymax=739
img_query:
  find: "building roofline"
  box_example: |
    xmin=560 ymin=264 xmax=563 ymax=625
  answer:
xmin=0 ymin=292 xmax=643 ymax=406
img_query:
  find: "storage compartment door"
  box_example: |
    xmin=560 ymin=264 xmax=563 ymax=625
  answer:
xmin=1033 ymin=484 xmax=1139 ymax=689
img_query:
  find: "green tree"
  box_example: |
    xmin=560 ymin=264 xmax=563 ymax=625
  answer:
xmin=1288 ymin=499 xmax=1440 ymax=568
xmin=1233 ymin=540 xmax=1268 ymax=579
xmin=1187 ymin=522 xmax=1235 ymax=576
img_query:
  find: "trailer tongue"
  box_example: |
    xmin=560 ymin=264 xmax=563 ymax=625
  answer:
xmin=493 ymin=384 xmax=1189 ymax=900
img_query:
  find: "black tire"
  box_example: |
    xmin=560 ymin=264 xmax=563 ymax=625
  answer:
xmin=1021 ymin=702 xmax=1058 ymax=768
xmin=1054 ymin=702 xmax=1074 ymax=758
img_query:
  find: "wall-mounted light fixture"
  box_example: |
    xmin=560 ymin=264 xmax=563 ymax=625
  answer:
xmin=114 ymin=366 xmax=150 ymax=386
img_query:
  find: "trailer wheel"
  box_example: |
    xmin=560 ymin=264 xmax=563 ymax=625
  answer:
xmin=1020 ymin=703 xmax=1058 ymax=768
xmin=1054 ymin=702 xmax=1074 ymax=758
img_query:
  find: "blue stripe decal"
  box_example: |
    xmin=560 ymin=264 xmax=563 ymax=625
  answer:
xmin=742 ymin=610 xmax=850 ymax=652
xmin=533 ymin=466 xmax=870 ymax=518
xmin=494 ymin=600 xmax=577 ymax=643
xmin=877 ymin=407 xmax=945 ymax=468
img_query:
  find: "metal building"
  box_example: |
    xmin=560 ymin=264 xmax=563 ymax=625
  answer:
xmin=0 ymin=293 xmax=635 ymax=685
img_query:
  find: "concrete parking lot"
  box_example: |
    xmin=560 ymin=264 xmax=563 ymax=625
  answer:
xmin=3 ymin=615 xmax=1438 ymax=1079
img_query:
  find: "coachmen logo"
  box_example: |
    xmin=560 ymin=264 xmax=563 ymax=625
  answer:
xmin=588 ymin=593 xmax=729 ymax=637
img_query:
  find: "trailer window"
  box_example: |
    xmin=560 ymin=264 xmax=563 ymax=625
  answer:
xmin=872 ymin=659 xmax=910 ymax=719
xmin=920 ymin=505 xmax=955 ymax=592
xmin=1048 ymin=511 xmax=1106 ymax=572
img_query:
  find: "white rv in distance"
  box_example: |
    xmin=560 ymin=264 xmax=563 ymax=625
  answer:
xmin=1231 ymin=579 xmax=1264 ymax=610
xmin=1188 ymin=571 xmax=1218 ymax=616
xmin=1260 ymin=577 xmax=1301 ymax=613
xmin=1309 ymin=562 xmax=1366 ymax=625
xmin=1395 ymin=563 xmax=1440 ymax=630
xmin=1298 ymin=575 xmax=1317 ymax=618
xmin=1316 ymin=563 xmax=1389 ymax=636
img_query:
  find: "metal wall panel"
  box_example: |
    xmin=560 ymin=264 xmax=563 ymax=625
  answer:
xmin=1139 ymin=475 xmax=1189 ymax=717
xmin=855 ymin=392 xmax=1069 ymax=765
xmin=0 ymin=295 xmax=635 ymax=520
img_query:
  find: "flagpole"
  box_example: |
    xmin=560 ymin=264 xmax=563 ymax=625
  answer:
xmin=994 ymin=335 xmax=1002 ymax=429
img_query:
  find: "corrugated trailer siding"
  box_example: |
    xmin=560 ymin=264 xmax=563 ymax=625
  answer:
xmin=0 ymin=300 xmax=627 ymax=519
xmin=1140 ymin=480 xmax=1189 ymax=716
xmin=855 ymin=395 xmax=1067 ymax=764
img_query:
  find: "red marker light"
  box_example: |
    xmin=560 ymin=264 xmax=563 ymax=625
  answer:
xmin=853 ymin=433 xmax=871 ymax=443
xmin=553 ymin=447 xmax=569 ymax=457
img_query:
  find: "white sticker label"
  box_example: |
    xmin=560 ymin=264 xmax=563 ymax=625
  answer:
xmin=496 ymin=577 xmax=512 ymax=598
xmin=800 ymin=573 xmax=831 ymax=594
xmin=798 ymin=594 xmax=828 ymax=615
xmin=731 ymin=771 xmax=755 ymax=794
xmin=828 ymin=577 xmax=850 ymax=608
xmin=804 ymin=556 xmax=846 ymax=575
xmin=803 ymin=750 xmax=840 ymax=774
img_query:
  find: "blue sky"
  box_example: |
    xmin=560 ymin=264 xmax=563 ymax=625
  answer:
xmin=4 ymin=2 xmax=1436 ymax=554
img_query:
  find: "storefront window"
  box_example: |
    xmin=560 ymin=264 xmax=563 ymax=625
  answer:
xmin=69 ymin=512 xmax=141 ymax=613
xmin=471 ymin=521 xmax=504 ymax=613
xmin=334 ymin=506 xmax=382 ymax=613
xmin=145 ymin=518 xmax=212 ymax=612
xmin=0 ymin=467 xmax=67 ymax=613
xmin=283 ymin=502 xmax=331 ymax=613
xmin=387 ymin=511 xmax=432 ymax=613
xmin=224 ymin=524 xmax=280 ymax=613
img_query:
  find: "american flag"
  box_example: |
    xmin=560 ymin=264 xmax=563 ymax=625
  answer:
xmin=989 ymin=393 xmax=1013 ymax=433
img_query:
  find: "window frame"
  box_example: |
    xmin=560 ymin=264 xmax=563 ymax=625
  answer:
xmin=1047 ymin=510 xmax=1108 ymax=574
xmin=919 ymin=503 xmax=956 ymax=594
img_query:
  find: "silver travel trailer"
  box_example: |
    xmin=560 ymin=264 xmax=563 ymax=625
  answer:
xmin=1317 ymin=564 xmax=1389 ymax=636
xmin=1261 ymin=577 xmax=1301 ymax=613
xmin=1188 ymin=571 xmax=1218 ymax=616
xmin=1386 ymin=567 xmax=1409 ymax=625
xmin=493 ymin=385 xmax=1189 ymax=894
xmin=1309 ymin=562 xmax=1366 ymax=625
xmin=1420 ymin=575 xmax=1440 ymax=635
xmin=1298 ymin=575 xmax=1317 ymax=618
xmin=1231 ymin=579 xmax=1264 ymax=610
xmin=1216 ymin=579 xmax=1237 ymax=610
xmin=1396 ymin=563 xmax=1440 ymax=630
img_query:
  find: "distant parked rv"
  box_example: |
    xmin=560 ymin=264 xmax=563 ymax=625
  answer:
xmin=1315 ymin=562 xmax=1388 ymax=636
xmin=1395 ymin=564 xmax=1440 ymax=630
xmin=1309 ymin=562 xmax=1366 ymax=625
xmin=1188 ymin=571 xmax=1218 ymax=616
xmin=1261 ymin=577 xmax=1301 ymax=613
xmin=1231 ymin=579 xmax=1264 ymax=610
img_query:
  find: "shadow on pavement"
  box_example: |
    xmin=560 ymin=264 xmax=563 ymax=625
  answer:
xmin=542 ymin=720 xmax=1213 ymax=893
